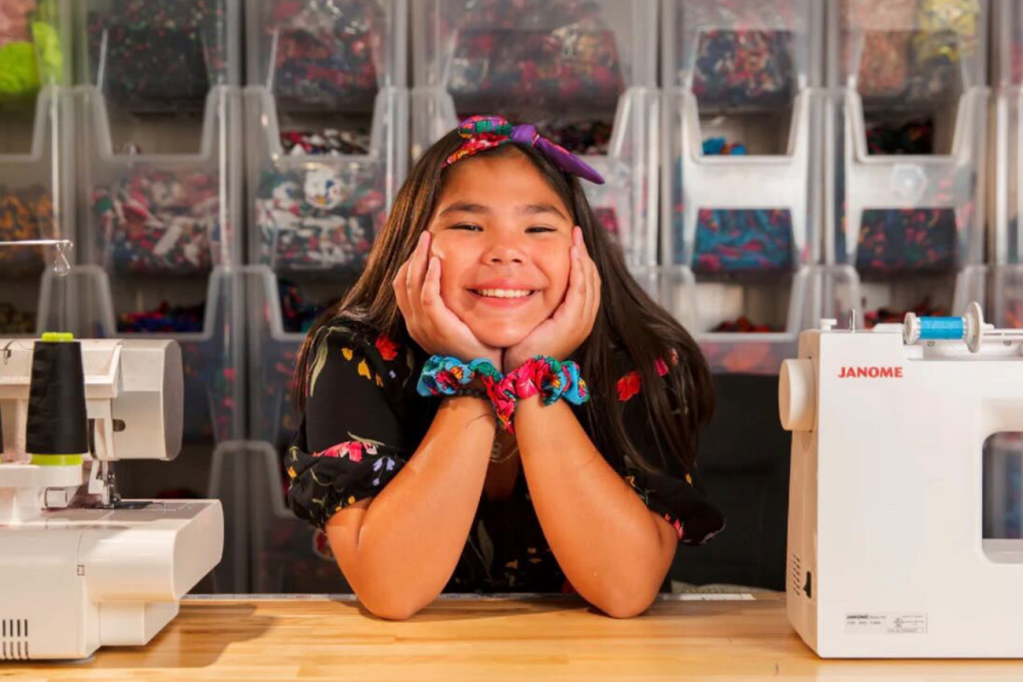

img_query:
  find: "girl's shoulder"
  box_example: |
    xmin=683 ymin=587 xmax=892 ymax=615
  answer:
xmin=307 ymin=315 xmax=419 ymax=394
xmin=313 ymin=316 xmax=405 ymax=360
xmin=312 ymin=315 xmax=379 ymax=345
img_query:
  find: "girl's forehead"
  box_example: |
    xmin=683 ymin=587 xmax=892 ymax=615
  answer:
xmin=436 ymin=153 xmax=570 ymax=215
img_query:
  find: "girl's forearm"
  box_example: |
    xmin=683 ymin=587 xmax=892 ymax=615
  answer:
xmin=514 ymin=396 xmax=677 ymax=617
xmin=326 ymin=395 xmax=495 ymax=619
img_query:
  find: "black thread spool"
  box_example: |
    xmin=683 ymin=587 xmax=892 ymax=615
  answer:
xmin=26 ymin=334 xmax=89 ymax=465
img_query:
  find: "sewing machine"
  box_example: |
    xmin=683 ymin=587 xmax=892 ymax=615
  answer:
xmin=779 ymin=302 xmax=1023 ymax=657
xmin=0 ymin=337 xmax=223 ymax=661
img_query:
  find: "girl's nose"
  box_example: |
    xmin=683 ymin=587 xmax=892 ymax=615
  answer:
xmin=482 ymin=237 xmax=527 ymax=265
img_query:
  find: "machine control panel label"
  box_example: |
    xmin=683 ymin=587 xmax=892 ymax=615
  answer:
xmin=845 ymin=613 xmax=927 ymax=634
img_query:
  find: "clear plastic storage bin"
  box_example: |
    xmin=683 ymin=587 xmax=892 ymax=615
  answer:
xmin=246 ymin=87 xmax=408 ymax=275
xmin=73 ymin=84 xmax=243 ymax=442
xmin=993 ymin=88 xmax=1023 ymax=265
xmin=77 ymin=0 xmax=239 ymax=111
xmin=0 ymin=0 xmax=73 ymax=333
xmin=0 ymin=0 xmax=70 ymax=107
xmin=0 ymin=86 xmax=72 ymax=333
xmin=411 ymin=0 xmax=659 ymax=269
xmin=661 ymin=0 xmax=823 ymax=374
xmin=246 ymin=0 xmax=407 ymax=279
xmin=993 ymin=0 xmax=1022 ymax=88
xmin=57 ymin=265 xmax=246 ymax=445
xmin=993 ymin=0 xmax=1023 ymax=266
xmin=250 ymin=441 xmax=352 ymax=593
xmin=247 ymin=0 xmax=406 ymax=111
xmin=76 ymin=86 xmax=242 ymax=275
xmin=202 ymin=441 xmax=255 ymax=593
xmin=825 ymin=0 xmax=989 ymax=331
xmin=635 ymin=264 xmax=819 ymax=374
xmin=245 ymin=267 xmax=354 ymax=592
xmin=815 ymin=262 xmax=986 ymax=329
xmin=247 ymin=265 xmax=338 ymax=453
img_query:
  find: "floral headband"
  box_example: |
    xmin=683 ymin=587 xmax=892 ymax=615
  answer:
xmin=442 ymin=115 xmax=606 ymax=185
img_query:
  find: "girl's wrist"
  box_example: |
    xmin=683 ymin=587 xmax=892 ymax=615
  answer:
xmin=419 ymin=356 xmax=502 ymax=409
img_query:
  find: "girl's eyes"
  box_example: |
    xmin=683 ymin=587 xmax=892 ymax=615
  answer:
xmin=448 ymin=224 xmax=556 ymax=234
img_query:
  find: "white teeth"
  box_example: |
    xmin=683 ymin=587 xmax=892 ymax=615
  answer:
xmin=475 ymin=288 xmax=533 ymax=299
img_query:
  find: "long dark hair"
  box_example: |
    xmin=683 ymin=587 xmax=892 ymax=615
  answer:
xmin=294 ymin=128 xmax=715 ymax=474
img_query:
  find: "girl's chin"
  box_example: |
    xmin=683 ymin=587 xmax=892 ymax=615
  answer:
xmin=473 ymin=331 xmax=531 ymax=350
xmin=465 ymin=321 xmax=535 ymax=350
xmin=458 ymin=305 xmax=555 ymax=349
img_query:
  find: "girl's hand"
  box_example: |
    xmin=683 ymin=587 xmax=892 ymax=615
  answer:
xmin=503 ymin=226 xmax=601 ymax=373
xmin=394 ymin=231 xmax=503 ymax=368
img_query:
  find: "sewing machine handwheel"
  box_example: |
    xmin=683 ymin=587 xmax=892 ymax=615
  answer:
xmin=779 ymin=359 xmax=815 ymax=432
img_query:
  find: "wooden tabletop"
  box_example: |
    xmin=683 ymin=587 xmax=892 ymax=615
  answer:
xmin=8 ymin=591 xmax=1023 ymax=681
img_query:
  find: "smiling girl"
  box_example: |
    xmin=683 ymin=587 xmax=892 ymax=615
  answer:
xmin=287 ymin=116 xmax=725 ymax=620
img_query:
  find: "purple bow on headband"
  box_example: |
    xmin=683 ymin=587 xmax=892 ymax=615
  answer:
xmin=442 ymin=115 xmax=605 ymax=185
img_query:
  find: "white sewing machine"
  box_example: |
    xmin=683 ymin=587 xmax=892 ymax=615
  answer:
xmin=0 ymin=337 xmax=223 ymax=661
xmin=779 ymin=302 xmax=1023 ymax=658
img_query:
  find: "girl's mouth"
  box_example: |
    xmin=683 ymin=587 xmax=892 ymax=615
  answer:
xmin=468 ymin=288 xmax=539 ymax=306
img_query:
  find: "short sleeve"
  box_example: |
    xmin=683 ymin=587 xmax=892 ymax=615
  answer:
xmin=615 ymin=350 xmax=726 ymax=545
xmin=286 ymin=321 xmax=414 ymax=530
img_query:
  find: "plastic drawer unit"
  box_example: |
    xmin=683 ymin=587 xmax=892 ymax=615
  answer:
xmin=660 ymin=0 xmax=824 ymax=374
xmin=822 ymin=0 xmax=988 ymax=331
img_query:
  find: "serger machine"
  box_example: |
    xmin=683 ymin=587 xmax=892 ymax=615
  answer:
xmin=0 ymin=335 xmax=223 ymax=660
xmin=779 ymin=302 xmax=1023 ymax=657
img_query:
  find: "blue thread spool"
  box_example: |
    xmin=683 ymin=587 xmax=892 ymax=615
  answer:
xmin=903 ymin=302 xmax=986 ymax=352
xmin=918 ymin=317 xmax=965 ymax=340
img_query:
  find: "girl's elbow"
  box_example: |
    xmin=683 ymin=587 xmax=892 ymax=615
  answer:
xmin=591 ymin=583 xmax=660 ymax=619
xmin=361 ymin=594 xmax=424 ymax=621
xmin=353 ymin=580 xmax=432 ymax=620
xmin=600 ymin=595 xmax=655 ymax=619
xmin=348 ymin=573 xmax=438 ymax=621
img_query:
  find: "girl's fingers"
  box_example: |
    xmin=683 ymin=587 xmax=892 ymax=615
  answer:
xmin=587 ymin=264 xmax=600 ymax=333
xmin=572 ymin=227 xmax=591 ymax=315
xmin=583 ymin=248 xmax=597 ymax=321
xmin=394 ymin=261 xmax=428 ymax=347
xmin=421 ymin=255 xmax=440 ymax=309
xmin=406 ymin=232 xmax=430 ymax=309
xmin=421 ymin=257 xmax=482 ymax=353
xmin=572 ymin=237 xmax=592 ymax=318
xmin=423 ymin=256 xmax=461 ymax=326
xmin=393 ymin=262 xmax=410 ymax=314
xmin=422 ymin=256 xmax=455 ymax=340
xmin=575 ymin=227 xmax=599 ymax=328
xmin=558 ymin=244 xmax=585 ymax=323
xmin=582 ymin=250 xmax=595 ymax=325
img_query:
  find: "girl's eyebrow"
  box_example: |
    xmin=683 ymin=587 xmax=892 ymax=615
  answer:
xmin=438 ymin=201 xmax=489 ymax=216
xmin=517 ymin=202 xmax=567 ymax=220
xmin=437 ymin=201 xmax=567 ymax=220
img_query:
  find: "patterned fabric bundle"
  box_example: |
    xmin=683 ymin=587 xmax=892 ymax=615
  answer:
xmin=264 ymin=0 xmax=383 ymax=110
xmin=91 ymin=167 xmax=222 ymax=275
xmin=85 ymin=0 xmax=228 ymax=108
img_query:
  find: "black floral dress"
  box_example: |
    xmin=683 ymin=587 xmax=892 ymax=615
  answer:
xmin=286 ymin=317 xmax=725 ymax=594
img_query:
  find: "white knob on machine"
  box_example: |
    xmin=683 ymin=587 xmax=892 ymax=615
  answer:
xmin=779 ymin=359 xmax=815 ymax=432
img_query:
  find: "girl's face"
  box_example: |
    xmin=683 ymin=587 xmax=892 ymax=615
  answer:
xmin=425 ymin=151 xmax=575 ymax=349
